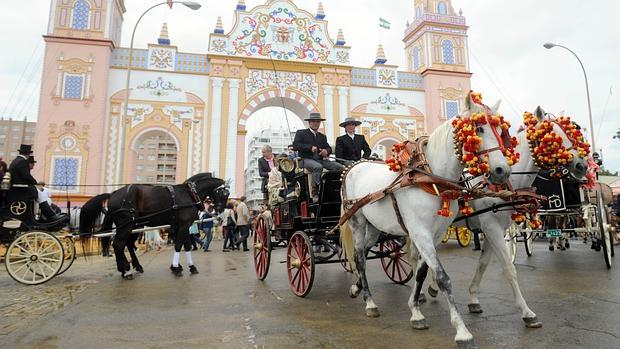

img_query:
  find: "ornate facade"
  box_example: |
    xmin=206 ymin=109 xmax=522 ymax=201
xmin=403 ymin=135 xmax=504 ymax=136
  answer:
xmin=35 ymin=0 xmax=471 ymax=202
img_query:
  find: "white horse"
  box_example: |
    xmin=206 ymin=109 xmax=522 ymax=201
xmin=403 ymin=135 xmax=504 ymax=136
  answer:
xmin=340 ymin=93 xmax=512 ymax=349
xmin=423 ymin=106 xmax=588 ymax=329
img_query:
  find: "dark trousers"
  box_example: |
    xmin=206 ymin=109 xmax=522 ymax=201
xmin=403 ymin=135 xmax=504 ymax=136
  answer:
xmin=223 ymin=226 xmax=236 ymax=250
xmin=236 ymin=225 xmax=250 ymax=250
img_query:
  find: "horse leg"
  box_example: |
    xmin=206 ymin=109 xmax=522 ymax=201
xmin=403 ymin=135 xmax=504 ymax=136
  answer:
xmin=485 ymin=229 xmax=541 ymax=328
xmin=347 ymin=216 xmax=381 ymax=317
xmin=170 ymin=235 xmax=183 ymax=277
xmin=127 ymin=234 xmax=144 ymax=273
xmin=408 ymin=260 xmax=430 ymax=330
xmin=467 ymin=239 xmax=493 ymax=314
xmin=183 ymin=235 xmax=199 ymax=275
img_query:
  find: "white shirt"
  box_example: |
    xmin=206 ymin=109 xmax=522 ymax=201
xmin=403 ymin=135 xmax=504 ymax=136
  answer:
xmin=37 ymin=187 xmax=52 ymax=204
xmin=347 ymin=132 xmax=355 ymax=140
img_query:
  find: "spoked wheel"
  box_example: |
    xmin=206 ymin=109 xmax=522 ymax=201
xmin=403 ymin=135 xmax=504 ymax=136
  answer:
xmin=337 ymin=246 xmax=353 ymax=273
xmin=442 ymin=227 xmax=453 ymax=243
xmin=253 ymin=217 xmax=271 ymax=280
xmin=456 ymin=227 xmax=472 ymax=247
xmin=380 ymin=238 xmax=413 ymax=284
xmin=5 ymin=231 xmax=64 ymax=285
xmin=286 ymin=231 xmax=315 ymax=297
xmin=523 ymin=229 xmax=535 ymax=257
xmin=505 ymin=223 xmax=519 ymax=264
xmin=597 ymin=191 xmax=613 ymax=269
xmin=57 ymin=236 xmax=76 ymax=276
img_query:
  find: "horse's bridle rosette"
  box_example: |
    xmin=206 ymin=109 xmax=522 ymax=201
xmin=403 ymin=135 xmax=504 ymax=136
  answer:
xmin=524 ymin=112 xmax=590 ymax=174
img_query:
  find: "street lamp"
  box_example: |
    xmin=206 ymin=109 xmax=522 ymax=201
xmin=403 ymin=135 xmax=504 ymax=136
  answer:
xmin=119 ymin=1 xmax=201 ymax=182
xmin=543 ymin=42 xmax=596 ymax=153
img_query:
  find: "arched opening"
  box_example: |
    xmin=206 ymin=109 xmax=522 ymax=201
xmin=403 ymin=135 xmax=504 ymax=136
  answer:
xmin=129 ymin=129 xmax=179 ymax=185
xmin=372 ymin=138 xmax=400 ymax=160
xmin=438 ymin=1 xmax=448 ymax=15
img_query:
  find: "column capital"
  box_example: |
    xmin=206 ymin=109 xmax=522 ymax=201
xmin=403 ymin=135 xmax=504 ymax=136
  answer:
xmin=336 ymin=86 xmax=349 ymax=95
xmin=211 ymin=77 xmax=225 ymax=87
xmin=322 ymin=85 xmax=335 ymax=94
xmin=228 ymin=78 xmax=241 ymax=88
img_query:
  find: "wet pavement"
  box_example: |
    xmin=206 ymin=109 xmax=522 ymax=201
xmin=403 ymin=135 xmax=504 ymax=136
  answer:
xmin=0 ymin=238 xmax=619 ymax=349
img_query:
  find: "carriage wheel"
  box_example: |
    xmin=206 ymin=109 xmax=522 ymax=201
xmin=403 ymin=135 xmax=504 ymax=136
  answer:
xmin=337 ymin=246 xmax=353 ymax=273
xmin=253 ymin=217 xmax=271 ymax=280
xmin=456 ymin=227 xmax=472 ymax=247
xmin=4 ymin=231 xmax=64 ymax=285
xmin=286 ymin=231 xmax=315 ymax=297
xmin=523 ymin=230 xmax=535 ymax=257
xmin=442 ymin=227 xmax=453 ymax=243
xmin=56 ymin=236 xmax=76 ymax=276
xmin=505 ymin=223 xmax=519 ymax=264
xmin=380 ymin=238 xmax=413 ymax=284
xmin=597 ymin=191 xmax=613 ymax=269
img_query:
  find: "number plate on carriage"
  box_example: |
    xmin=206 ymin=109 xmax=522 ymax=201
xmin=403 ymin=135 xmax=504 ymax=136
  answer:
xmin=547 ymin=229 xmax=562 ymax=237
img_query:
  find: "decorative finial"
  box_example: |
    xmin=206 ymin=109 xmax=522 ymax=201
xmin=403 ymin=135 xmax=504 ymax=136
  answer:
xmin=214 ymin=16 xmax=224 ymax=34
xmin=158 ymin=23 xmax=170 ymax=45
xmin=459 ymin=8 xmax=463 ymax=16
xmin=406 ymin=20 xmax=410 ymax=27
xmin=236 ymin=0 xmax=246 ymax=11
xmin=316 ymin=2 xmax=326 ymax=20
xmin=336 ymin=29 xmax=346 ymax=46
xmin=375 ymin=44 xmax=387 ymax=65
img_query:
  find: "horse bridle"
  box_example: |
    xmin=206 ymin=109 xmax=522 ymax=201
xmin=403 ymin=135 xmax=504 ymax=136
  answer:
xmin=473 ymin=105 xmax=513 ymax=157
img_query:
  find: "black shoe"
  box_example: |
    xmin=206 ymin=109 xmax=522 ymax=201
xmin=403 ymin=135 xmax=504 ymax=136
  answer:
xmin=472 ymin=246 xmax=481 ymax=251
xmin=243 ymin=248 xmax=250 ymax=252
xmin=222 ymin=249 xmax=230 ymax=252
xmin=189 ymin=265 xmax=199 ymax=274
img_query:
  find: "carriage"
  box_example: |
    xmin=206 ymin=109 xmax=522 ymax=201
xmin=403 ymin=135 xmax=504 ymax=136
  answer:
xmin=505 ymin=169 xmax=615 ymax=268
xmin=252 ymin=158 xmax=414 ymax=297
xmin=0 ymin=174 xmax=75 ymax=285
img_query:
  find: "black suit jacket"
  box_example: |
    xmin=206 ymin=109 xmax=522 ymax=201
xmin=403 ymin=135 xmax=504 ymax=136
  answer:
xmin=293 ymin=129 xmax=332 ymax=160
xmin=335 ymin=134 xmax=371 ymax=162
xmin=258 ymin=156 xmax=274 ymax=193
xmin=9 ymin=156 xmax=36 ymax=185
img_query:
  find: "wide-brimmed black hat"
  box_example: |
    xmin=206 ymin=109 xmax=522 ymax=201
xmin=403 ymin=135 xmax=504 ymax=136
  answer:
xmin=18 ymin=144 xmax=33 ymax=154
xmin=304 ymin=112 xmax=326 ymax=121
xmin=339 ymin=116 xmax=362 ymax=127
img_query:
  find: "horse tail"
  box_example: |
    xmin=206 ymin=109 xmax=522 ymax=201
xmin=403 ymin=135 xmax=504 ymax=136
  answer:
xmin=339 ymin=219 xmax=357 ymax=272
xmin=79 ymin=193 xmax=111 ymax=257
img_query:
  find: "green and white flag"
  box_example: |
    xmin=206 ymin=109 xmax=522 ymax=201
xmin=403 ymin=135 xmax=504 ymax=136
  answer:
xmin=379 ymin=18 xmax=391 ymax=29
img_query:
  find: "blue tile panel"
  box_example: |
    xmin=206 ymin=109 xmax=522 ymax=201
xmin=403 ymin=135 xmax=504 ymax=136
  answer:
xmin=175 ymin=53 xmax=209 ymax=73
xmin=63 ymin=75 xmax=83 ymax=99
xmin=110 ymin=48 xmax=148 ymax=69
xmin=110 ymin=49 xmax=209 ymax=73
xmin=52 ymin=157 xmax=79 ymax=189
xmin=72 ymin=0 xmax=90 ymax=30
xmin=397 ymin=72 xmax=424 ymax=90
xmin=351 ymin=68 xmax=376 ymax=87
xmin=446 ymin=100 xmax=459 ymax=119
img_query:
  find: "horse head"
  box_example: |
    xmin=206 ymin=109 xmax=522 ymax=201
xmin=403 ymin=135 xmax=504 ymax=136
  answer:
xmin=185 ymin=173 xmax=229 ymax=214
xmin=455 ymin=92 xmax=514 ymax=185
xmin=526 ymin=107 xmax=590 ymax=179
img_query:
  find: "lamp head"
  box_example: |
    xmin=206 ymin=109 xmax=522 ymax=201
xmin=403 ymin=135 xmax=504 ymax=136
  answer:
xmin=181 ymin=1 xmax=202 ymax=10
xmin=543 ymin=42 xmax=556 ymax=49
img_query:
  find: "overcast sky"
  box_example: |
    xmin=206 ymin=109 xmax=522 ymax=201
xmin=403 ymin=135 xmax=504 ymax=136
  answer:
xmin=0 ymin=0 xmax=618 ymax=170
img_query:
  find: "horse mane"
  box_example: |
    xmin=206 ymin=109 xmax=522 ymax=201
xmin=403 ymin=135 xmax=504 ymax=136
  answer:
xmin=185 ymin=172 xmax=222 ymax=185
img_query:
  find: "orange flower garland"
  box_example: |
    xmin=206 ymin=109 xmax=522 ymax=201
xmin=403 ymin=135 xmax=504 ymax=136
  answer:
xmin=524 ymin=112 xmax=590 ymax=173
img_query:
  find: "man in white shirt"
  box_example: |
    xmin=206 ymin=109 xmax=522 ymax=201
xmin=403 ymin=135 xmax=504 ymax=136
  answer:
xmin=235 ymin=196 xmax=251 ymax=251
xmin=37 ymin=181 xmax=52 ymax=205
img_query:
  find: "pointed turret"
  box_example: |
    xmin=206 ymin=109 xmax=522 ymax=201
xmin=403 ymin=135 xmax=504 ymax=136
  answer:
xmin=374 ymin=44 xmax=387 ymax=65
xmin=316 ymin=2 xmax=326 ymax=20
xmin=158 ymin=23 xmax=170 ymax=45
xmin=335 ymin=29 xmax=346 ymax=46
xmin=214 ymin=16 xmax=224 ymax=34
xmin=236 ymin=0 xmax=246 ymax=11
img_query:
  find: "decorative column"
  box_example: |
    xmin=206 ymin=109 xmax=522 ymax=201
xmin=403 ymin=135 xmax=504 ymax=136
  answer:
xmin=322 ymin=85 xmax=335 ymax=142
xmin=225 ymin=78 xmax=240 ymax=196
xmin=337 ymin=86 xmax=349 ymax=136
xmin=209 ymin=77 xmax=225 ymax=176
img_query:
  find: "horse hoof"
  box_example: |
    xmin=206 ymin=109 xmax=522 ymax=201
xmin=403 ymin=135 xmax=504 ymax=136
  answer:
xmin=549 ymin=246 xmax=554 ymax=251
xmin=410 ymin=319 xmax=429 ymax=330
xmin=170 ymin=266 xmax=183 ymax=277
xmin=468 ymin=303 xmax=483 ymax=314
xmin=418 ymin=293 xmax=427 ymax=304
xmin=456 ymin=338 xmax=478 ymax=349
xmin=189 ymin=265 xmax=199 ymax=275
xmin=349 ymin=285 xmax=360 ymax=298
xmin=365 ymin=307 xmax=380 ymax=318
xmin=427 ymin=285 xmax=439 ymax=298
xmin=523 ymin=316 xmax=542 ymax=328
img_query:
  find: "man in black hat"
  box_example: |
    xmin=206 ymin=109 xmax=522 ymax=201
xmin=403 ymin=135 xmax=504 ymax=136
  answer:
xmin=335 ymin=116 xmax=371 ymax=166
xmin=9 ymin=145 xmax=63 ymax=222
xmin=293 ymin=112 xmax=343 ymax=199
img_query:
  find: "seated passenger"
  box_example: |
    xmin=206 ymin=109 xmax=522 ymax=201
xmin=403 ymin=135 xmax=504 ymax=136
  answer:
xmin=335 ymin=116 xmax=371 ymax=166
xmin=293 ymin=112 xmax=344 ymax=201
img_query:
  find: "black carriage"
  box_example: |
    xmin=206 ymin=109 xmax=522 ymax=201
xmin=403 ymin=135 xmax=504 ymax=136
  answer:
xmin=253 ymin=158 xmax=413 ymax=297
xmin=0 ymin=174 xmax=74 ymax=284
xmin=505 ymin=169 xmax=615 ymax=268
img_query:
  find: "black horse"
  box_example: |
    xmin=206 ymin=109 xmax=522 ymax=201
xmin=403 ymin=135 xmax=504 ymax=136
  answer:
xmin=80 ymin=173 xmax=229 ymax=279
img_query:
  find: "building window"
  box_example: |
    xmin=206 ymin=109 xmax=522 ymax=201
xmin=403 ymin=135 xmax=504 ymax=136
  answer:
xmin=438 ymin=2 xmax=447 ymax=15
xmin=416 ymin=6 xmax=422 ymax=19
xmin=412 ymin=47 xmax=421 ymax=70
xmin=52 ymin=157 xmax=79 ymax=190
xmin=445 ymin=100 xmax=460 ymax=119
xmin=72 ymin=0 xmax=90 ymax=30
xmin=441 ymin=40 xmax=454 ymax=64
xmin=63 ymin=74 xmax=84 ymax=99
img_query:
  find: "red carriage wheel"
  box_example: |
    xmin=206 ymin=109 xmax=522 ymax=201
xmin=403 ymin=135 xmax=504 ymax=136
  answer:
xmin=286 ymin=231 xmax=315 ymax=297
xmin=253 ymin=217 xmax=271 ymax=280
xmin=380 ymin=238 xmax=413 ymax=284
xmin=337 ymin=245 xmax=353 ymax=273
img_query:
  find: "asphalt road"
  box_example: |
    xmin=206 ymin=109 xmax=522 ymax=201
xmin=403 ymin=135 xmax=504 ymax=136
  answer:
xmin=1 ymin=238 xmax=619 ymax=349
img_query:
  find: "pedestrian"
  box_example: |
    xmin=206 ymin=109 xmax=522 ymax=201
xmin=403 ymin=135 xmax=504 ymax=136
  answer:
xmin=235 ymin=196 xmax=251 ymax=251
xmin=221 ymin=202 xmax=236 ymax=252
xmin=189 ymin=217 xmax=201 ymax=251
xmin=201 ymin=205 xmax=215 ymax=252
xmin=145 ymin=229 xmax=164 ymax=251
xmin=335 ymin=116 xmax=371 ymax=166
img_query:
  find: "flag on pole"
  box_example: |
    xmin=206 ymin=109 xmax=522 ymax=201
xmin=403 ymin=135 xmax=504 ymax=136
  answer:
xmin=167 ymin=0 xmax=174 ymax=9
xmin=379 ymin=18 xmax=391 ymax=30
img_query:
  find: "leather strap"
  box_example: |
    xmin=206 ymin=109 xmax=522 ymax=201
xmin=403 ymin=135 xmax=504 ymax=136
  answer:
xmin=390 ymin=192 xmax=410 ymax=235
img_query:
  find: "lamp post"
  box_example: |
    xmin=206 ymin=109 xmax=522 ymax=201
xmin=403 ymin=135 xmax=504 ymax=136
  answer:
xmin=543 ymin=42 xmax=595 ymax=153
xmin=119 ymin=1 xmax=201 ymax=183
